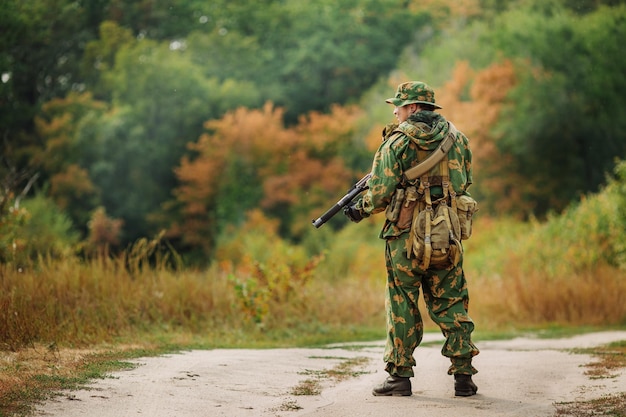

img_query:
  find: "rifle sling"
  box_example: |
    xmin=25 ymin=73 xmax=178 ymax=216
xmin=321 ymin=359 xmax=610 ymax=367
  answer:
xmin=402 ymin=124 xmax=456 ymax=182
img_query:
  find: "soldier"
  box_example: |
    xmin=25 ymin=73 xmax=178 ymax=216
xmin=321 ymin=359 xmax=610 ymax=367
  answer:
xmin=344 ymin=81 xmax=479 ymax=397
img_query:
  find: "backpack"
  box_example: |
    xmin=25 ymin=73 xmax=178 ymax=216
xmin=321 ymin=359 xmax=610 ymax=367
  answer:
xmin=402 ymin=123 xmax=478 ymax=269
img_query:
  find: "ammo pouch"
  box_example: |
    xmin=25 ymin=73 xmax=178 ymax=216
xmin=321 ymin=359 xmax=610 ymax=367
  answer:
xmin=385 ymin=186 xmax=421 ymax=230
xmin=385 ymin=188 xmax=405 ymax=223
xmin=397 ymin=186 xmax=420 ymax=229
xmin=456 ymin=195 xmax=478 ymax=240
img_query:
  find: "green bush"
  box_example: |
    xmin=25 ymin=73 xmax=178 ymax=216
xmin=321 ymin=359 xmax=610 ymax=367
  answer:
xmin=1 ymin=194 xmax=79 ymax=265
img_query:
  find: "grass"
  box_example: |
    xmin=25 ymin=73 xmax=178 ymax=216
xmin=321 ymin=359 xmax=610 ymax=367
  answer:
xmin=292 ymin=356 xmax=371 ymax=396
xmin=554 ymin=341 xmax=626 ymax=416
xmin=0 ymin=345 xmax=157 ymax=417
xmin=273 ymin=400 xmax=303 ymax=412
xmin=291 ymin=379 xmax=322 ymax=396
xmin=2 ymin=167 xmax=626 ymax=415
xmin=555 ymin=393 xmax=626 ymax=417
xmin=578 ymin=340 xmax=626 ymax=379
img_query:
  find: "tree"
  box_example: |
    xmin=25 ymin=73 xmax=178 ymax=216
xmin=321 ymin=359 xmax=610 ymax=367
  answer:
xmin=393 ymin=0 xmax=626 ymax=216
xmin=171 ymin=103 xmax=361 ymax=260
xmin=33 ymin=92 xmax=106 ymax=231
xmin=1 ymin=0 xmax=98 ymax=197
xmin=274 ymin=0 xmax=430 ymax=122
xmin=80 ymin=21 xmax=135 ymax=100
xmin=34 ymin=35 xmax=263 ymax=243
xmin=183 ymin=0 xmax=432 ymax=123
xmin=94 ymin=38 xmax=261 ymax=241
xmin=436 ymin=60 xmax=527 ymax=216
xmin=491 ymin=3 xmax=626 ymax=215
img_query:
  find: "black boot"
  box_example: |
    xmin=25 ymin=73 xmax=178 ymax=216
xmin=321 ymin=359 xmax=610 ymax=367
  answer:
xmin=372 ymin=375 xmax=412 ymax=396
xmin=454 ymin=374 xmax=478 ymax=397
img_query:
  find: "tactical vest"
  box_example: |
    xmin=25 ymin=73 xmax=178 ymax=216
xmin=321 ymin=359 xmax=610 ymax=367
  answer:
xmin=385 ymin=122 xmax=478 ymax=269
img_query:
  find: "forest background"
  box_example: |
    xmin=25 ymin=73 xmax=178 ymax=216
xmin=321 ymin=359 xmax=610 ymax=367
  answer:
xmin=1 ymin=0 xmax=626 ymax=352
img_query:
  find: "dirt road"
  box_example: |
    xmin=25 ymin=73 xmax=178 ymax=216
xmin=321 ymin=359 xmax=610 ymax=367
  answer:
xmin=36 ymin=331 xmax=626 ymax=417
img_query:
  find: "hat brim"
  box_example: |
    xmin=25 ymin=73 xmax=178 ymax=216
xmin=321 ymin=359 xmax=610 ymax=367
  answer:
xmin=385 ymin=98 xmax=442 ymax=109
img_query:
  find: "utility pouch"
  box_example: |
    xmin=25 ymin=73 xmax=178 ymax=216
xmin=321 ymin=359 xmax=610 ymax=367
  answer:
xmin=397 ymin=186 xmax=419 ymax=229
xmin=410 ymin=202 xmax=462 ymax=269
xmin=456 ymin=195 xmax=478 ymax=240
xmin=385 ymin=188 xmax=405 ymax=222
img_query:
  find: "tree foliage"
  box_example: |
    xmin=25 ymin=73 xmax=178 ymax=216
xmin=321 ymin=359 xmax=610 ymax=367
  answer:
xmin=436 ymin=60 xmax=528 ymax=215
xmin=2 ymin=0 xmax=431 ymax=254
xmin=171 ymin=103 xmax=361 ymax=260
xmin=391 ymin=0 xmax=626 ymax=217
xmin=490 ymin=2 xmax=626 ymax=214
xmin=1 ymin=0 xmax=625 ymax=261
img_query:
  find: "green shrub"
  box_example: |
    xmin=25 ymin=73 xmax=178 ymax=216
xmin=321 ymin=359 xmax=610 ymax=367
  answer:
xmin=0 ymin=194 xmax=79 ymax=265
xmin=512 ymin=159 xmax=626 ymax=275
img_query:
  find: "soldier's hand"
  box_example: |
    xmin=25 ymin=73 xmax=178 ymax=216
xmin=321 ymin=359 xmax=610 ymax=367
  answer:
xmin=343 ymin=204 xmax=364 ymax=223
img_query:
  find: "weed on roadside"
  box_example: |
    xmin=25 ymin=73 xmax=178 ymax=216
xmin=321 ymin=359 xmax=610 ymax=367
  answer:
xmin=291 ymin=378 xmax=322 ymax=396
xmin=554 ymin=392 xmax=626 ymax=417
xmin=554 ymin=341 xmax=626 ymax=416
xmin=274 ymin=400 xmax=303 ymax=411
xmin=575 ymin=340 xmax=626 ymax=379
xmin=0 ymin=346 xmax=146 ymax=417
xmin=291 ymin=356 xmax=371 ymax=396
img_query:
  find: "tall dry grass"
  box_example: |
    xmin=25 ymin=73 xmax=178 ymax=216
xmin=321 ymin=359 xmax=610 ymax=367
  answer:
xmin=465 ymin=166 xmax=626 ymax=329
xmin=2 ymin=165 xmax=626 ymax=351
xmin=0 ymin=248 xmax=235 ymax=351
xmin=0 ymin=211 xmax=387 ymax=351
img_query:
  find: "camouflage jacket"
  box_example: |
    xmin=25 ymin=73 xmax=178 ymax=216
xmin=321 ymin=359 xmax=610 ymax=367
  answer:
xmin=355 ymin=111 xmax=473 ymax=239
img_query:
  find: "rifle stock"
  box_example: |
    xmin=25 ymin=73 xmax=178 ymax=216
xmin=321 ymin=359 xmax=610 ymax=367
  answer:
xmin=311 ymin=173 xmax=371 ymax=228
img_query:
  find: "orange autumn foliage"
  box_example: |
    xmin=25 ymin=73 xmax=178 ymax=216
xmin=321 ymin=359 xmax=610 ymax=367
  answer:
xmin=34 ymin=92 xmax=106 ymax=174
xmin=438 ymin=59 xmax=532 ymax=214
xmin=34 ymin=92 xmax=106 ymax=227
xmin=49 ymin=164 xmax=99 ymax=211
xmin=173 ymin=103 xmax=363 ymax=249
xmin=86 ymin=206 xmax=123 ymax=256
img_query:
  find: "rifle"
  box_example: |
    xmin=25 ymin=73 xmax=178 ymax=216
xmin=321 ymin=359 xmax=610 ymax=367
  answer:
xmin=311 ymin=173 xmax=371 ymax=228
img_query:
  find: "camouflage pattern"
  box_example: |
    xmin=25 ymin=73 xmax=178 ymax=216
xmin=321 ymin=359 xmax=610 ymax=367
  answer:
xmin=355 ymin=110 xmax=473 ymax=239
xmin=385 ymin=81 xmax=443 ymax=109
xmin=353 ymin=108 xmax=478 ymax=377
xmin=383 ymin=237 xmax=479 ymax=377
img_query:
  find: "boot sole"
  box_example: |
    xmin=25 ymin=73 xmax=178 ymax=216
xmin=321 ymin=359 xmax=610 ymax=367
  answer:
xmin=455 ymin=389 xmax=478 ymax=397
xmin=372 ymin=391 xmax=413 ymax=397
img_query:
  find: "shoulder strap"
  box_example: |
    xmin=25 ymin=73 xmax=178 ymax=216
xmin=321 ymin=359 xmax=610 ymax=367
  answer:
xmin=403 ymin=122 xmax=457 ymax=182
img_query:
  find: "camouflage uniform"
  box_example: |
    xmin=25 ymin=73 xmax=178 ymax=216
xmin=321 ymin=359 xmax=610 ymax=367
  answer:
xmin=353 ymin=82 xmax=479 ymax=379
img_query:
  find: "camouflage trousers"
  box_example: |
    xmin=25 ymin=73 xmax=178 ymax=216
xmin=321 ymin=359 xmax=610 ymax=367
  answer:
xmin=383 ymin=236 xmax=479 ymax=378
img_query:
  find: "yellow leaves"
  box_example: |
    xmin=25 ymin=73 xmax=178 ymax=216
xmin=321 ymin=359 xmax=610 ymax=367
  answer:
xmin=218 ymin=209 xmax=322 ymax=325
xmin=439 ymin=59 xmax=517 ymax=143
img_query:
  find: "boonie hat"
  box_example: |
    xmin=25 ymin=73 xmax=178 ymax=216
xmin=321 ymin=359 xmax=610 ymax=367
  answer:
xmin=385 ymin=81 xmax=442 ymax=109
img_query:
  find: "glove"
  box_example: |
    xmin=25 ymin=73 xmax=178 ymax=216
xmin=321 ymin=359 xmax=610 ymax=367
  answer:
xmin=343 ymin=203 xmax=364 ymax=223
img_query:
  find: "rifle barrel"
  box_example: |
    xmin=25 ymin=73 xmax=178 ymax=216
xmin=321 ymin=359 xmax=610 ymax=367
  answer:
xmin=311 ymin=174 xmax=371 ymax=228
